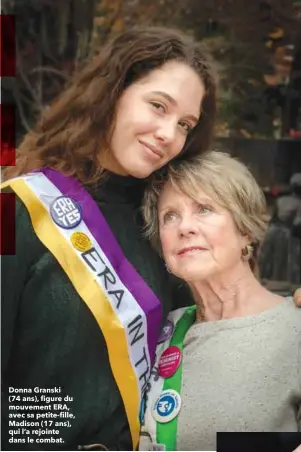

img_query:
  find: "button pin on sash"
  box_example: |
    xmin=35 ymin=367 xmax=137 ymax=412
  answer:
xmin=158 ymin=346 xmax=181 ymax=378
xmin=50 ymin=196 xmax=82 ymax=229
xmin=152 ymin=389 xmax=181 ymax=423
xmin=157 ymin=320 xmax=174 ymax=344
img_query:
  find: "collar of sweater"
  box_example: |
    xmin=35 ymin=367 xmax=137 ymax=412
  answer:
xmin=86 ymin=171 xmax=148 ymax=205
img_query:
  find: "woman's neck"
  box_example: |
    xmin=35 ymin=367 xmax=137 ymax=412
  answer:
xmin=189 ymin=264 xmax=283 ymax=323
xmin=97 ymin=150 xmax=128 ymax=176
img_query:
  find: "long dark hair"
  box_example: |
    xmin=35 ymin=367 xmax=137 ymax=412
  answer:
xmin=3 ymin=26 xmax=218 ymax=184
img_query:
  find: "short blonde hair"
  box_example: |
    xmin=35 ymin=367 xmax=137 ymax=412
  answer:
xmin=142 ymin=151 xmax=269 ymax=272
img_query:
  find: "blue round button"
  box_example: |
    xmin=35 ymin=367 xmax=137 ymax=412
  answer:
xmin=50 ymin=196 xmax=82 ymax=229
xmin=152 ymin=389 xmax=181 ymax=423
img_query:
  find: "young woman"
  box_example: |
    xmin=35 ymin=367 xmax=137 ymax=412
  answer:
xmin=1 ymin=27 xmax=217 ymax=451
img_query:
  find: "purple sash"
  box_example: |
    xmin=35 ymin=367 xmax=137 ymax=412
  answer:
xmin=40 ymin=168 xmax=162 ymax=363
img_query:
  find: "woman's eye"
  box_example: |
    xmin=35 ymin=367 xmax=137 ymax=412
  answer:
xmin=150 ymin=101 xmax=166 ymax=113
xmin=198 ymin=205 xmax=212 ymax=214
xmin=163 ymin=212 xmax=177 ymax=223
xmin=178 ymin=121 xmax=192 ymax=133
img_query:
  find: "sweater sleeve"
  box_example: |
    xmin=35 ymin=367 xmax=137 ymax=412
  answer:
xmin=1 ymin=192 xmax=44 ymax=376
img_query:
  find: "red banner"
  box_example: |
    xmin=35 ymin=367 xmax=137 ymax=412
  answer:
xmin=0 ymin=192 xmax=16 ymax=255
xmin=0 ymin=15 xmax=16 ymax=77
xmin=0 ymin=104 xmax=16 ymax=166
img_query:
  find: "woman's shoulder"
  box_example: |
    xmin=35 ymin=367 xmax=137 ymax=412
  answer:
xmin=2 ymin=184 xmax=32 ymax=229
xmin=262 ymin=295 xmax=301 ymax=325
xmin=285 ymin=296 xmax=301 ymax=335
xmin=259 ymin=290 xmax=301 ymax=324
xmin=269 ymin=297 xmax=301 ymax=349
xmin=281 ymin=296 xmax=301 ymax=319
xmin=2 ymin=187 xmax=46 ymax=261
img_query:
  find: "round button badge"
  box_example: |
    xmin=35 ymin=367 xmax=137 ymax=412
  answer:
xmin=158 ymin=346 xmax=181 ymax=378
xmin=50 ymin=196 xmax=82 ymax=229
xmin=71 ymin=232 xmax=91 ymax=252
xmin=152 ymin=389 xmax=181 ymax=423
xmin=157 ymin=320 xmax=174 ymax=344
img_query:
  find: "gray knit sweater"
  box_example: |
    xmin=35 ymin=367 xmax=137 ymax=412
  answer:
xmin=140 ymin=298 xmax=301 ymax=451
xmin=176 ymin=298 xmax=301 ymax=450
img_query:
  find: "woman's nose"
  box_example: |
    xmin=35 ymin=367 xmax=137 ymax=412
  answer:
xmin=154 ymin=120 xmax=176 ymax=144
xmin=178 ymin=216 xmax=198 ymax=237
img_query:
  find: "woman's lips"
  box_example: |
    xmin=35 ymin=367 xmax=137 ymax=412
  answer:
xmin=177 ymin=246 xmax=207 ymax=256
xmin=139 ymin=140 xmax=164 ymax=160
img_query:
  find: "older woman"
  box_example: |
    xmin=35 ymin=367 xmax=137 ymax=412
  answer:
xmin=139 ymin=151 xmax=301 ymax=451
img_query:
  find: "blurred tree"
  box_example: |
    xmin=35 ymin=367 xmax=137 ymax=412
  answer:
xmin=131 ymin=0 xmax=301 ymax=138
xmin=2 ymin=0 xmax=300 ymax=139
xmin=2 ymin=0 xmax=97 ymax=138
xmin=174 ymin=0 xmax=301 ymax=138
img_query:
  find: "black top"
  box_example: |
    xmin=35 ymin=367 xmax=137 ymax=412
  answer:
xmin=1 ymin=172 xmax=191 ymax=451
xmin=217 ymin=433 xmax=301 ymax=452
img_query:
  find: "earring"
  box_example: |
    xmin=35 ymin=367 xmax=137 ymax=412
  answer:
xmin=241 ymin=244 xmax=254 ymax=261
xmin=165 ymin=263 xmax=172 ymax=274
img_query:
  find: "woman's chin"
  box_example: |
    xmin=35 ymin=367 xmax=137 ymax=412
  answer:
xmin=173 ymin=266 xmax=211 ymax=284
xmin=127 ymin=164 xmax=156 ymax=179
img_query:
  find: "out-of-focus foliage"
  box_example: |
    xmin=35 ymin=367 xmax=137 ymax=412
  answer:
xmin=2 ymin=0 xmax=301 ymax=139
